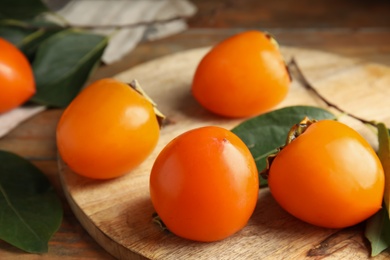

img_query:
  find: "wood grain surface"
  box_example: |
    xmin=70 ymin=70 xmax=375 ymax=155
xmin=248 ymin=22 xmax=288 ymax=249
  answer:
xmin=59 ymin=46 xmax=390 ymax=259
xmin=1 ymin=0 xmax=390 ymax=259
xmin=187 ymin=0 xmax=390 ymax=28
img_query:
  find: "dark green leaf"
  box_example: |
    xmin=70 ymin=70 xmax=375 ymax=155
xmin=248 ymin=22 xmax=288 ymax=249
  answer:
xmin=364 ymin=123 xmax=390 ymax=256
xmin=231 ymin=106 xmax=335 ymax=186
xmin=0 ymin=0 xmax=48 ymax=20
xmin=0 ymin=20 xmax=63 ymax=60
xmin=377 ymin=123 xmax=390 ymax=216
xmin=0 ymin=23 xmax=32 ymax=46
xmin=0 ymin=150 xmax=62 ymax=253
xmin=30 ymin=29 xmax=108 ymax=107
xmin=365 ymin=207 xmax=390 ymax=256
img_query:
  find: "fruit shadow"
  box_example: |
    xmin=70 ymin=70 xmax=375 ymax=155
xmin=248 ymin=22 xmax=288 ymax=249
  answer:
xmin=248 ymin=189 xmax=367 ymax=257
xmin=251 ymin=189 xmax=304 ymax=230
xmin=167 ymin=84 xmax=231 ymax=124
xmin=120 ymin=189 xmax=365 ymax=259
xmin=250 ymin=189 xmax=329 ymax=234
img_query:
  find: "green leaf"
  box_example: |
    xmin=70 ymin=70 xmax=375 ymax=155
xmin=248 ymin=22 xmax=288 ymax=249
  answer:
xmin=364 ymin=123 xmax=390 ymax=256
xmin=0 ymin=0 xmax=48 ymax=20
xmin=0 ymin=20 xmax=63 ymax=60
xmin=231 ymin=106 xmax=335 ymax=186
xmin=365 ymin=207 xmax=390 ymax=256
xmin=378 ymin=123 xmax=390 ymax=216
xmin=0 ymin=23 xmax=32 ymax=46
xmin=0 ymin=150 xmax=62 ymax=253
xmin=30 ymin=29 xmax=108 ymax=107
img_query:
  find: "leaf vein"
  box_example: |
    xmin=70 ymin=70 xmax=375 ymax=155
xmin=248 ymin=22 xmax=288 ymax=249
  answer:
xmin=0 ymin=183 xmax=43 ymax=242
xmin=38 ymin=33 xmax=107 ymax=88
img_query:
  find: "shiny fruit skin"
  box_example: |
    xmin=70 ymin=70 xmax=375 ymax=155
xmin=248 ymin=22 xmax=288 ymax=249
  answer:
xmin=57 ymin=78 xmax=160 ymax=179
xmin=150 ymin=126 xmax=259 ymax=242
xmin=268 ymin=120 xmax=385 ymax=229
xmin=0 ymin=38 xmax=35 ymax=113
xmin=192 ymin=30 xmax=290 ymax=118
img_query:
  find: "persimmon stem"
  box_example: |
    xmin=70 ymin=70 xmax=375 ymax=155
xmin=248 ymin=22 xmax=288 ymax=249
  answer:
xmin=288 ymin=58 xmax=376 ymax=127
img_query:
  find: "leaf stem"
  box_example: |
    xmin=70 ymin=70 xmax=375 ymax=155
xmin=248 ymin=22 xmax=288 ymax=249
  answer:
xmin=46 ymin=11 xmax=70 ymax=26
xmin=288 ymin=58 xmax=376 ymax=127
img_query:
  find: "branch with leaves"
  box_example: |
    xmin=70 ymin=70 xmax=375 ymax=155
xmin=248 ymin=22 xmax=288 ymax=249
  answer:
xmin=0 ymin=1 xmax=108 ymax=108
xmin=0 ymin=0 xmax=193 ymax=108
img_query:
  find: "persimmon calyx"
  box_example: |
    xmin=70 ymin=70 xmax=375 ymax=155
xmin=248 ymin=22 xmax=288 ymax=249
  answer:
xmin=260 ymin=117 xmax=318 ymax=180
xmin=129 ymin=79 xmax=166 ymax=127
xmin=285 ymin=117 xmax=317 ymax=144
xmin=152 ymin=213 xmax=168 ymax=231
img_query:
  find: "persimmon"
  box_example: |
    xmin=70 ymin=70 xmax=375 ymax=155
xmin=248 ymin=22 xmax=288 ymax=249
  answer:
xmin=192 ymin=30 xmax=290 ymax=118
xmin=150 ymin=126 xmax=259 ymax=242
xmin=0 ymin=38 xmax=35 ymax=113
xmin=57 ymin=78 xmax=160 ymax=179
xmin=268 ymin=119 xmax=385 ymax=228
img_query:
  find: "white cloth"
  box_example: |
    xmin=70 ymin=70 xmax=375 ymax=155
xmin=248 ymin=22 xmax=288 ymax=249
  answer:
xmin=0 ymin=106 xmax=45 ymax=138
xmin=57 ymin=0 xmax=197 ymax=64
xmin=0 ymin=0 xmax=196 ymax=138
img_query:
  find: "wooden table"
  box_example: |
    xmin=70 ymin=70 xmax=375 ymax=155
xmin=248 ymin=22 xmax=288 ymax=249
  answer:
xmin=1 ymin=0 xmax=390 ymax=259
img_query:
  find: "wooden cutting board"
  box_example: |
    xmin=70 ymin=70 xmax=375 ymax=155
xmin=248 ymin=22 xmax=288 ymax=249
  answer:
xmin=58 ymin=46 xmax=390 ymax=259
